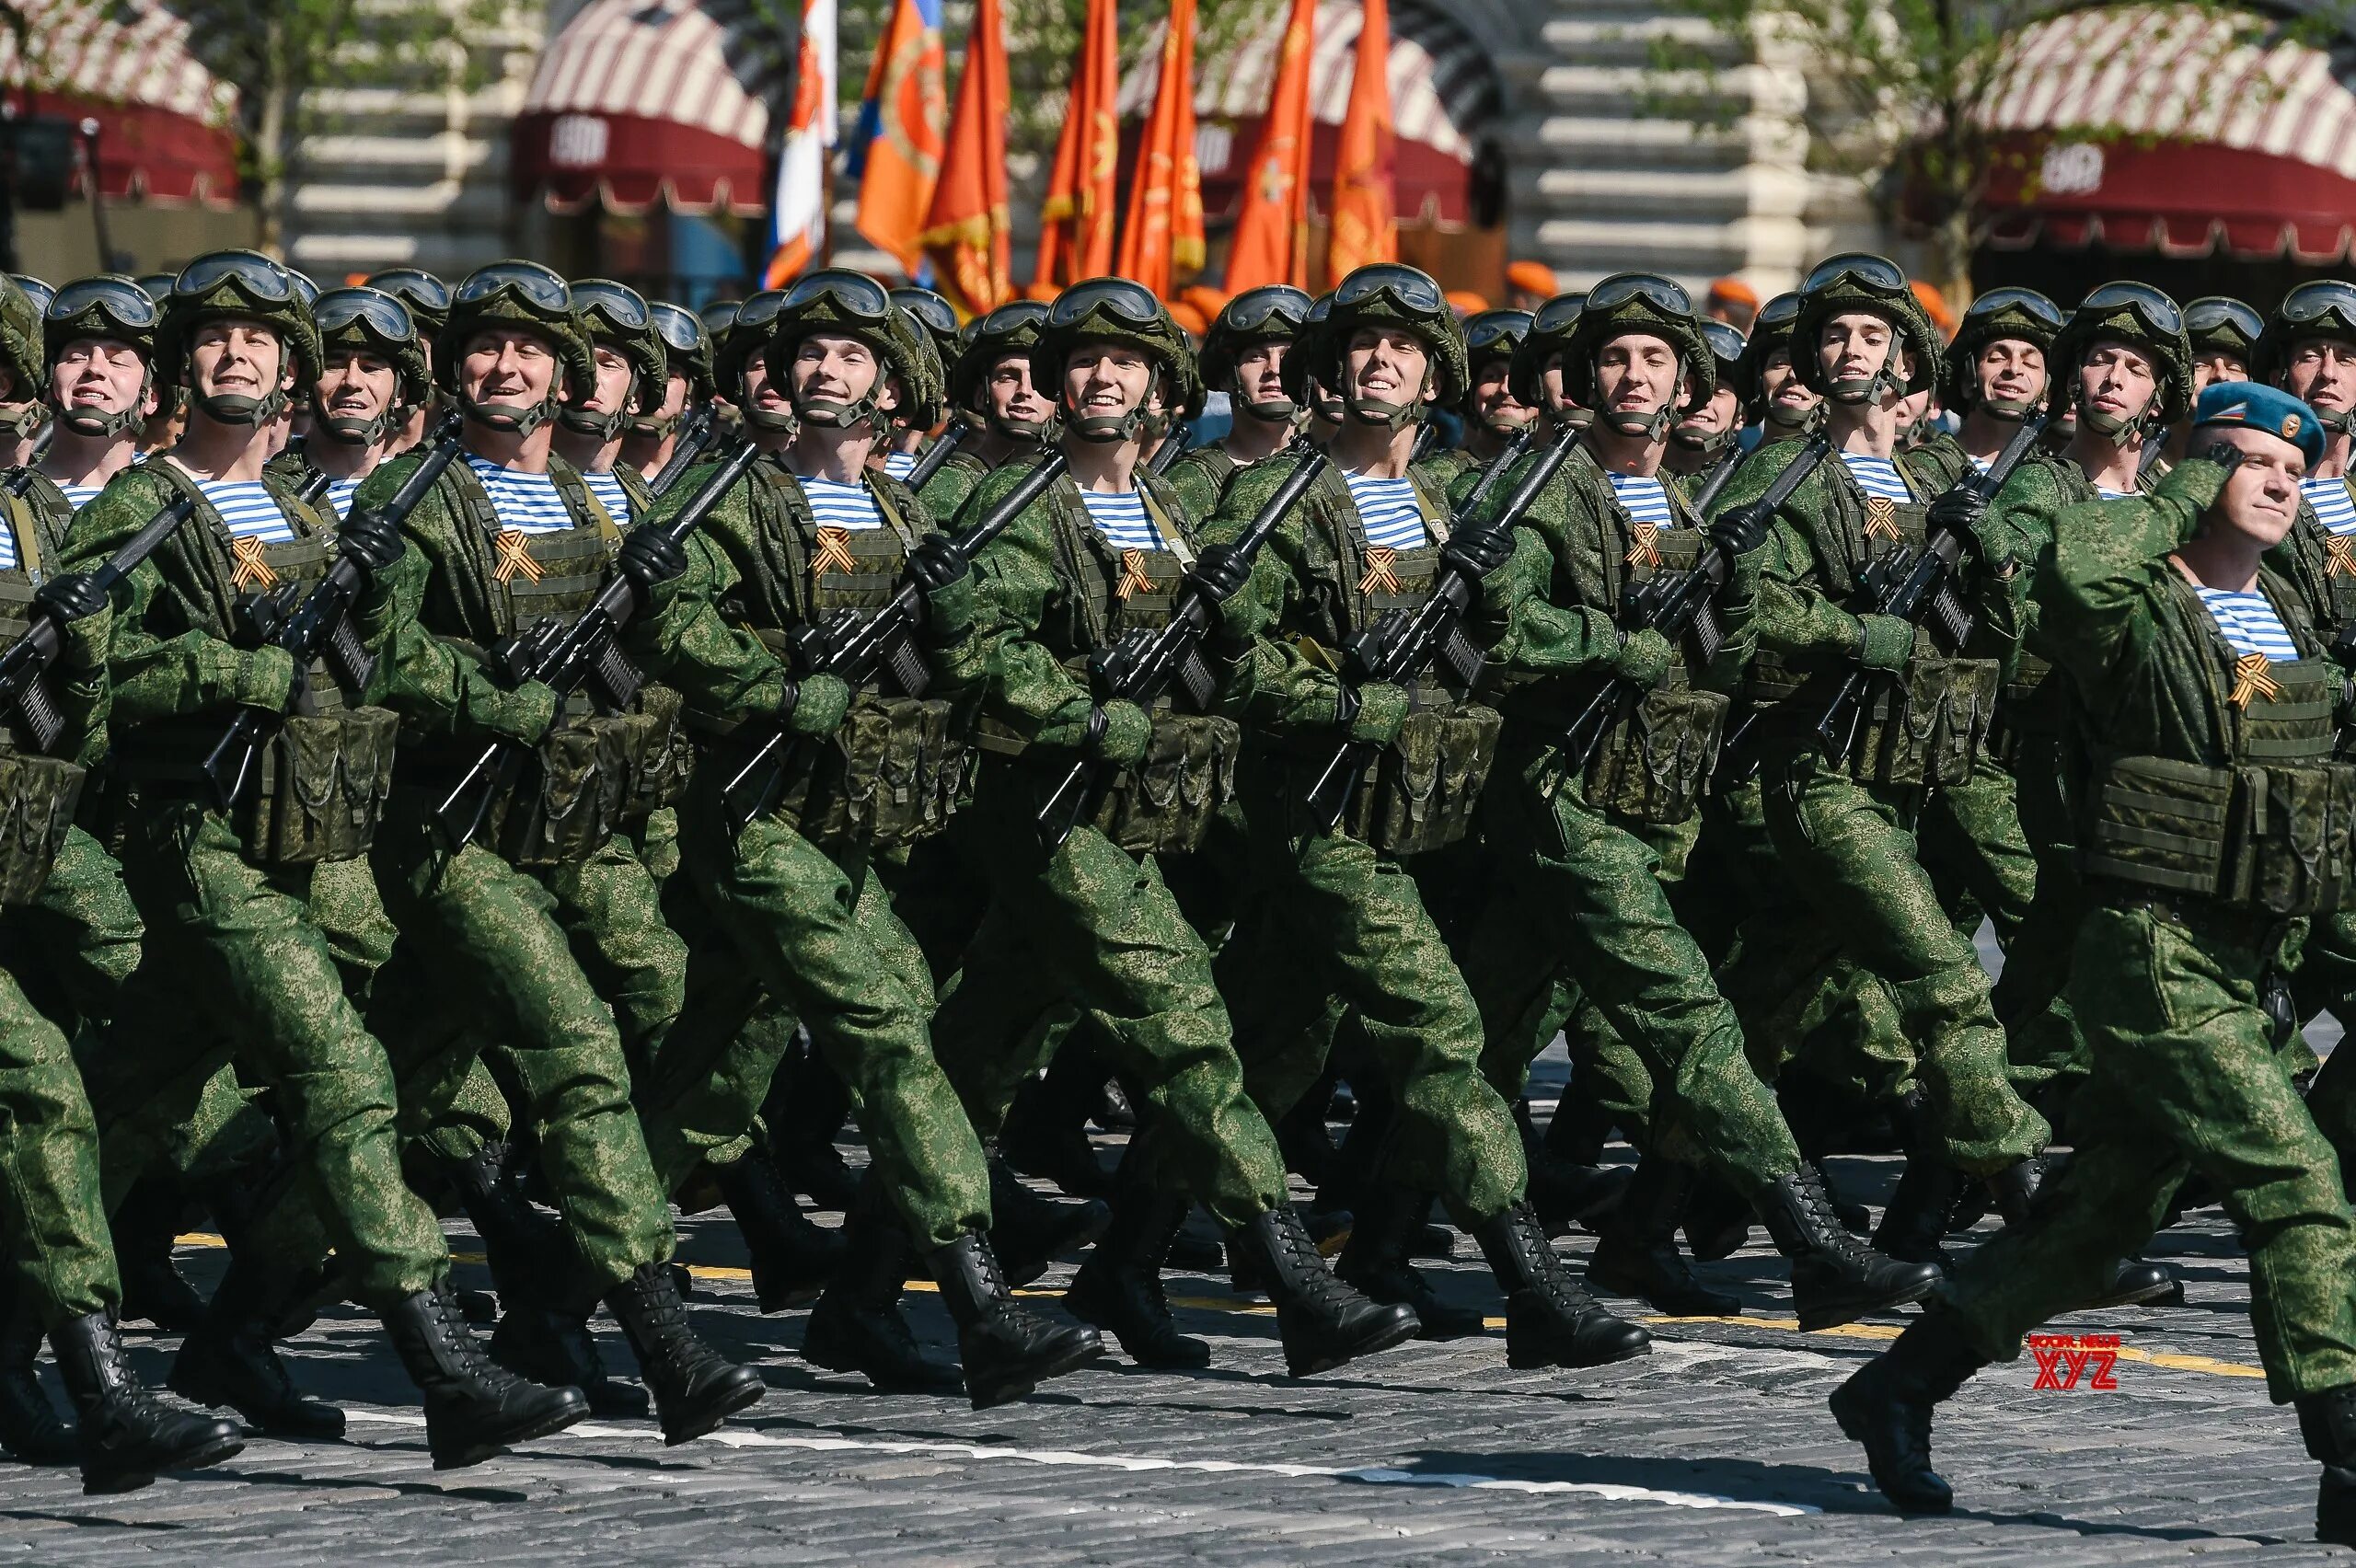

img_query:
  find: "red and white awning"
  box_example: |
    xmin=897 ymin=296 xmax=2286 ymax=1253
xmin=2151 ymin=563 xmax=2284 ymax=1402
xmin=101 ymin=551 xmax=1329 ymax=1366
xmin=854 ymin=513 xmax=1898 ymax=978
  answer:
xmin=513 ymin=0 xmax=776 ymax=217
xmin=1975 ymin=5 xmax=2356 ymax=261
xmin=0 ymin=0 xmax=240 ymax=206
xmin=1116 ymin=0 xmax=1501 ymax=226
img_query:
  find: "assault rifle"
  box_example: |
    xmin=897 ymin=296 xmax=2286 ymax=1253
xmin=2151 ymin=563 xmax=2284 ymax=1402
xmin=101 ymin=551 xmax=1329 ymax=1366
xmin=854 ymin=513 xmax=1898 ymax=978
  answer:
xmin=1456 ymin=424 xmax=1537 ymax=528
xmin=715 ymin=449 xmax=1073 ymax=835
xmin=1033 ymin=443 xmax=1331 ymax=848
xmin=1690 ymin=443 xmax=1746 ymax=513
xmin=904 ymin=421 xmax=970 ymax=492
xmin=1560 ymin=432 xmax=1834 ymax=772
xmin=433 ymin=436 xmax=764 ymax=849
xmin=1807 ymin=411 xmax=2049 ymax=757
xmin=647 ymin=404 xmax=721 ymax=496
xmin=202 ymin=414 xmax=467 ymax=809
xmin=1300 ymin=422 xmax=1588 ymax=830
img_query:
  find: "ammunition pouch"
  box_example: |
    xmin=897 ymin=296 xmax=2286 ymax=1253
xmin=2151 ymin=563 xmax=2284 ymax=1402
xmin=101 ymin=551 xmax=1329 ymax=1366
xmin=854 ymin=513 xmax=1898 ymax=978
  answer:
xmin=775 ymin=693 xmax=967 ymax=850
xmin=1577 ymin=675 xmax=1727 ymax=824
xmin=0 ymin=750 xmax=85 ymax=904
xmin=239 ymin=707 xmax=399 ymax=866
xmin=493 ymin=709 xmax=660 ymax=866
xmin=1085 ymin=711 xmax=1240 ymax=857
xmin=2084 ymin=753 xmax=2356 ymax=917
xmin=1329 ymin=701 xmax=1502 ymax=857
xmin=619 ymin=683 xmax=695 ymax=820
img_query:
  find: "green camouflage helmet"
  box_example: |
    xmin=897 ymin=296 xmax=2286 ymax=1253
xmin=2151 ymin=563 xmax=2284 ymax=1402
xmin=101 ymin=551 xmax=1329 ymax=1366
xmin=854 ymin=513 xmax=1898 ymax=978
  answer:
xmin=364 ymin=267 xmax=453 ymax=340
xmin=2255 ymin=281 xmax=2356 ymax=410
xmin=1299 ymin=263 xmax=1466 ymax=430
xmin=891 ymin=286 xmax=960 ymax=370
xmin=438 ymin=260 xmax=597 ymax=437
xmin=2052 ymin=282 xmax=2193 ymax=436
xmin=766 ymin=270 xmax=940 ymax=432
xmin=1561 ymin=272 xmax=1715 ymax=439
xmin=1791 ymin=253 xmax=1941 ymax=403
xmin=311 ymin=285 xmax=430 ymax=446
xmin=952 ymin=298 xmax=1056 ymax=440
xmin=0 ymin=274 xmax=41 ymax=439
xmin=158 ymin=249 xmax=322 ymax=427
xmin=635 ymin=300 xmax=714 ymax=440
xmin=1733 ymin=290 xmax=1801 ymax=412
xmin=1200 ymin=284 xmax=1314 ymax=420
xmin=1505 ymin=291 xmax=1582 ymax=411
xmin=42 ymin=275 xmax=159 ymax=439
xmin=1940 ymin=285 xmax=2063 ymax=415
xmin=561 ymin=278 xmax=664 ymax=442
xmin=2186 ymin=295 xmax=2263 ymax=364
xmin=1033 ymin=277 xmax=1194 ymax=444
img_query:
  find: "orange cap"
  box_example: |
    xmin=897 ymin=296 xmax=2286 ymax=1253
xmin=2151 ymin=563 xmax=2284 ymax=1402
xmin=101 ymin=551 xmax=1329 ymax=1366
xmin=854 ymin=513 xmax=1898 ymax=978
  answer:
xmin=1910 ymin=280 xmax=1955 ymax=336
xmin=1506 ymin=260 xmax=1557 ymax=297
xmin=1445 ymin=290 xmax=1490 ymax=317
xmin=1707 ymin=277 xmax=1760 ymax=309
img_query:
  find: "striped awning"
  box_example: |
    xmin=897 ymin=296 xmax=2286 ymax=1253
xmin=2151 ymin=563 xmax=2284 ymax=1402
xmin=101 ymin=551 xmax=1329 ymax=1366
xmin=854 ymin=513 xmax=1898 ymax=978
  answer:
xmin=1116 ymin=0 xmax=1502 ymax=225
xmin=513 ymin=0 xmax=790 ymax=217
xmin=1974 ymin=6 xmax=2356 ymax=261
xmin=0 ymin=0 xmax=240 ymax=206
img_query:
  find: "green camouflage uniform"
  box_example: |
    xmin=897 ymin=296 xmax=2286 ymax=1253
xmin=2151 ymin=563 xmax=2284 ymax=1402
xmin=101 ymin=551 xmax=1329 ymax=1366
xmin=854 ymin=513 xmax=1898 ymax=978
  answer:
xmin=1161 ymin=444 xmax=1242 ymax=522
xmin=1941 ymin=458 xmax=2356 ymax=1401
xmin=918 ymin=446 xmax=995 ymax=522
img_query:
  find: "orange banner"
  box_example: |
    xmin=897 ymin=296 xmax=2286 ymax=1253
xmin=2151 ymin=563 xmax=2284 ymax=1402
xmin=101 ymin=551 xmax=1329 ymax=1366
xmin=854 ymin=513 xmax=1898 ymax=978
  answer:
xmin=919 ymin=0 xmax=1012 ymax=313
xmin=1222 ymin=0 xmax=1315 ymax=292
xmin=1034 ymin=0 xmax=1119 ymax=289
xmin=1114 ymin=0 xmax=1203 ymax=296
xmin=1327 ymin=0 xmax=1396 ymax=279
xmin=849 ymin=0 xmax=948 ymax=277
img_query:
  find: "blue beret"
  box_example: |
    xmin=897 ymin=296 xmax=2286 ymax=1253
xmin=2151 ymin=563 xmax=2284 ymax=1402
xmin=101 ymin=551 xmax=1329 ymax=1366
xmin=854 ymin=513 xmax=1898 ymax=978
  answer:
xmin=2192 ymin=381 xmax=2326 ymax=467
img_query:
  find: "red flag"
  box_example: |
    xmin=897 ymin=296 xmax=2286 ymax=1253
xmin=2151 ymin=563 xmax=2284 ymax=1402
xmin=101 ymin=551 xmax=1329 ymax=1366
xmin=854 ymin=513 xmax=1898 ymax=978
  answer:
xmin=1223 ymin=0 xmax=1315 ymax=292
xmin=849 ymin=0 xmax=948 ymax=277
xmin=920 ymin=0 xmax=1012 ymax=314
xmin=1114 ymin=0 xmax=1203 ymax=296
xmin=1034 ymin=0 xmax=1119 ymax=289
xmin=1327 ymin=0 xmax=1396 ymax=279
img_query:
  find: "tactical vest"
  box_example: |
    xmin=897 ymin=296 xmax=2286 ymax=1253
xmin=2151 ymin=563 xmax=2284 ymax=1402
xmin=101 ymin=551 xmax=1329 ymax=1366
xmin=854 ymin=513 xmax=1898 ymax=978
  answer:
xmin=0 ymin=477 xmax=80 ymax=903
xmin=434 ymin=457 xmax=666 ymax=865
xmin=2287 ymin=486 xmax=2356 ymax=644
xmin=980 ymin=470 xmax=1237 ymax=856
xmin=701 ymin=459 xmax=965 ymax=849
xmin=2083 ymin=576 xmax=2356 ymax=921
xmin=1745 ymin=456 xmax=1998 ymax=787
xmin=1991 ymin=455 xmax=2147 ymax=766
xmin=121 ymin=464 xmax=398 ymax=866
xmin=1280 ymin=465 xmax=1500 ymax=857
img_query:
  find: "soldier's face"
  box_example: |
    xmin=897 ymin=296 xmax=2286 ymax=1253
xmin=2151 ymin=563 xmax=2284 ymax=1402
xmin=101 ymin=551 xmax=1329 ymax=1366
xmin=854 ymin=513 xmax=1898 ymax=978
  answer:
xmin=1470 ymin=359 xmax=1534 ymax=430
xmin=1595 ymin=332 xmax=1682 ymax=422
xmin=651 ymin=369 xmax=689 ymax=424
xmin=583 ymin=345 xmax=635 ymax=416
xmin=1541 ymin=352 xmax=1576 ymax=414
xmin=1233 ymin=341 xmax=1288 ymax=405
xmin=1976 ymin=339 xmax=2046 ymax=409
xmin=984 ymin=352 xmax=1050 ymax=425
xmin=52 ymin=338 xmax=150 ymax=421
xmin=2193 ymin=352 xmax=2249 ymax=394
xmin=1678 ymin=384 xmax=1741 ymax=438
xmin=1344 ymin=329 xmax=1434 ymax=410
xmin=791 ymin=334 xmax=885 ymax=409
xmin=2281 ymin=338 xmax=2356 ymax=414
xmin=1819 ymin=312 xmax=1895 ymax=386
xmin=1062 ymin=342 xmax=1151 ymax=418
xmin=461 ymin=329 xmax=558 ymax=409
xmin=319 ymin=349 xmax=397 ymax=423
xmin=2079 ymin=340 xmax=2157 ymax=426
xmin=1761 ymin=348 xmax=1817 ymax=414
xmin=2209 ymin=425 xmax=2304 ymax=548
xmin=191 ymin=320 xmax=292 ymax=402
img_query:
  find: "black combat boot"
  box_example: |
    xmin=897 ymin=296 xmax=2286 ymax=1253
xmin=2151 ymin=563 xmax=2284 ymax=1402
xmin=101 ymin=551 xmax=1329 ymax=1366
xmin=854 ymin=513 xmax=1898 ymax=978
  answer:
xmin=0 ymin=1291 xmax=73 ymax=1463
xmin=1987 ymin=1159 xmax=2180 ymax=1308
xmin=1828 ymin=1309 xmax=1989 ymax=1514
xmin=1589 ymin=1159 xmax=1741 ymax=1318
xmin=712 ymin=1146 xmax=846 ymax=1311
xmin=605 ymin=1262 xmax=766 ymax=1443
xmin=1816 ymin=1160 xmax=1874 ymax=1235
xmin=446 ymin=1141 xmax=560 ymax=1308
xmin=1871 ymin=1156 xmax=1969 ymax=1271
xmin=1519 ymin=1101 xmax=1630 ymax=1235
xmin=168 ymin=1256 xmax=346 ymax=1439
xmin=925 ymin=1231 xmax=1102 ymax=1408
xmin=379 ymin=1279 xmax=588 ymax=1469
xmin=1065 ymin=1184 xmax=1210 ymax=1368
xmin=1681 ymin=1171 xmax=1755 ymax=1261
xmin=490 ymin=1304 xmax=649 ymax=1417
xmin=987 ymin=1157 xmax=1111 ymax=1287
xmin=1471 ymin=1201 xmax=1650 ymax=1369
xmin=2297 ymin=1383 xmax=2356 ymax=1546
xmin=767 ymin=1041 xmax=861 ymax=1211
xmin=1334 ymin=1183 xmax=1484 ymax=1339
xmin=50 ymin=1311 xmax=242 ymax=1494
xmin=113 ymin=1179 xmax=206 ymax=1332
xmin=803 ymin=1181 xmax=962 ymax=1393
xmin=1229 ymin=1205 xmax=1421 ymax=1374
xmin=1757 ymin=1168 xmax=1941 ymax=1331
xmin=999 ymin=1048 xmax=1114 ymax=1197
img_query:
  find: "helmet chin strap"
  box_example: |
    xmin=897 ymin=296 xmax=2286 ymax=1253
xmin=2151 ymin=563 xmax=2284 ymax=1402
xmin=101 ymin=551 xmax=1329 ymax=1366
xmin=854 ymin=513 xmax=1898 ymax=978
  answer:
xmin=630 ymin=408 xmax=684 ymax=440
xmin=1240 ymin=395 xmax=1298 ymax=423
xmin=1763 ymin=400 xmax=1816 ymax=432
xmin=193 ymin=386 xmax=288 ymax=427
xmin=1343 ymin=363 xmax=1432 ymax=432
xmin=1603 ymin=403 xmax=1674 ymax=442
xmin=1669 ymin=422 xmax=1732 ymax=455
xmin=1061 ymin=388 xmax=1148 ymax=444
xmin=0 ymin=402 xmax=49 ymax=440
xmin=989 ymin=410 xmax=1056 ymax=442
xmin=791 ymin=385 xmax=883 ymax=432
xmin=52 ymin=366 xmax=149 ymax=440
xmin=557 ymin=403 xmax=629 ymax=442
xmin=1978 ymin=396 xmax=2037 ymax=421
xmin=463 ymin=390 xmax=559 ymax=438
xmin=313 ymin=388 xmax=399 ymax=447
xmin=2073 ymin=380 xmax=2158 ymax=443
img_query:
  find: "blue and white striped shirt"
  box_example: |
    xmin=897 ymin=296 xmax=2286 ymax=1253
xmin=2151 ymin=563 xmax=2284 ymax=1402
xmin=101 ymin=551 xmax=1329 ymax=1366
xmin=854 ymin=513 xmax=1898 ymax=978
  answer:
xmin=1605 ymin=472 xmax=1675 ymax=529
xmin=1344 ymin=473 xmax=1428 ymax=549
xmin=0 ymin=521 xmax=18 ymax=571
xmin=466 ymin=456 xmax=574 ymax=535
xmin=324 ymin=477 xmax=361 ymax=518
xmin=196 ymin=478 xmax=295 ymax=544
xmin=581 ymin=469 xmax=635 ymax=528
xmin=2096 ymin=485 xmax=2135 ymax=501
xmin=1838 ymin=453 xmax=1914 ymax=505
xmin=2196 ymin=588 xmax=2301 ymax=661
xmin=56 ymin=481 xmax=102 ymax=510
xmin=2303 ymin=476 xmax=2356 ymax=536
xmin=1079 ymin=489 xmax=1165 ymax=552
xmin=802 ymin=476 xmax=884 ymax=531
xmin=882 ymin=450 xmax=919 ymax=480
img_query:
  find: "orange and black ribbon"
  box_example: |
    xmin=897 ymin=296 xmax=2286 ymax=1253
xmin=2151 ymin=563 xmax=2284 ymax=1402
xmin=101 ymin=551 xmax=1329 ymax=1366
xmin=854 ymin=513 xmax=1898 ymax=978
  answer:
xmin=1115 ymin=547 xmax=1154 ymax=600
xmin=2229 ymin=651 xmax=2282 ymax=709
xmin=492 ymin=528 xmax=545 ymax=584
xmin=1624 ymin=521 xmax=1661 ymax=569
xmin=2327 ymin=535 xmax=2356 ymax=579
xmin=229 ymin=535 xmax=279 ymax=592
xmin=813 ymin=525 xmax=858 ymax=578
xmin=1358 ymin=545 xmax=1400 ymax=594
xmin=1863 ymin=496 xmax=1901 ymax=540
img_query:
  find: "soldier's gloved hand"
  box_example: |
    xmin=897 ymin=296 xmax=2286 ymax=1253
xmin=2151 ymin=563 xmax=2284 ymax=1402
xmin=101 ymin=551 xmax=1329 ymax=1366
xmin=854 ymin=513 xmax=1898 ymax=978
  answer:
xmin=780 ymin=672 xmax=852 ymax=738
xmin=1193 ymin=542 xmax=1272 ymax=646
xmin=231 ymin=644 xmax=298 ymax=713
xmin=1855 ymin=613 xmax=1914 ymax=672
xmin=1084 ymin=699 xmax=1152 ymax=767
xmin=338 ymin=506 xmax=407 ymax=574
xmin=617 ymin=526 xmax=688 ymax=601
xmin=1924 ymin=487 xmax=1988 ymax=537
xmin=2164 ymin=442 xmax=2245 ymax=518
xmin=1441 ymin=527 xmax=1515 ymax=587
xmin=37 ymin=573 xmax=111 ymax=672
xmin=1611 ymin=627 xmax=1675 ymax=691
xmin=1340 ymin=680 xmax=1410 ymax=744
xmin=906 ymin=532 xmax=968 ymax=591
xmin=1707 ymin=502 xmax=1774 ymax=559
xmin=907 ymin=535 xmax=976 ymax=644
